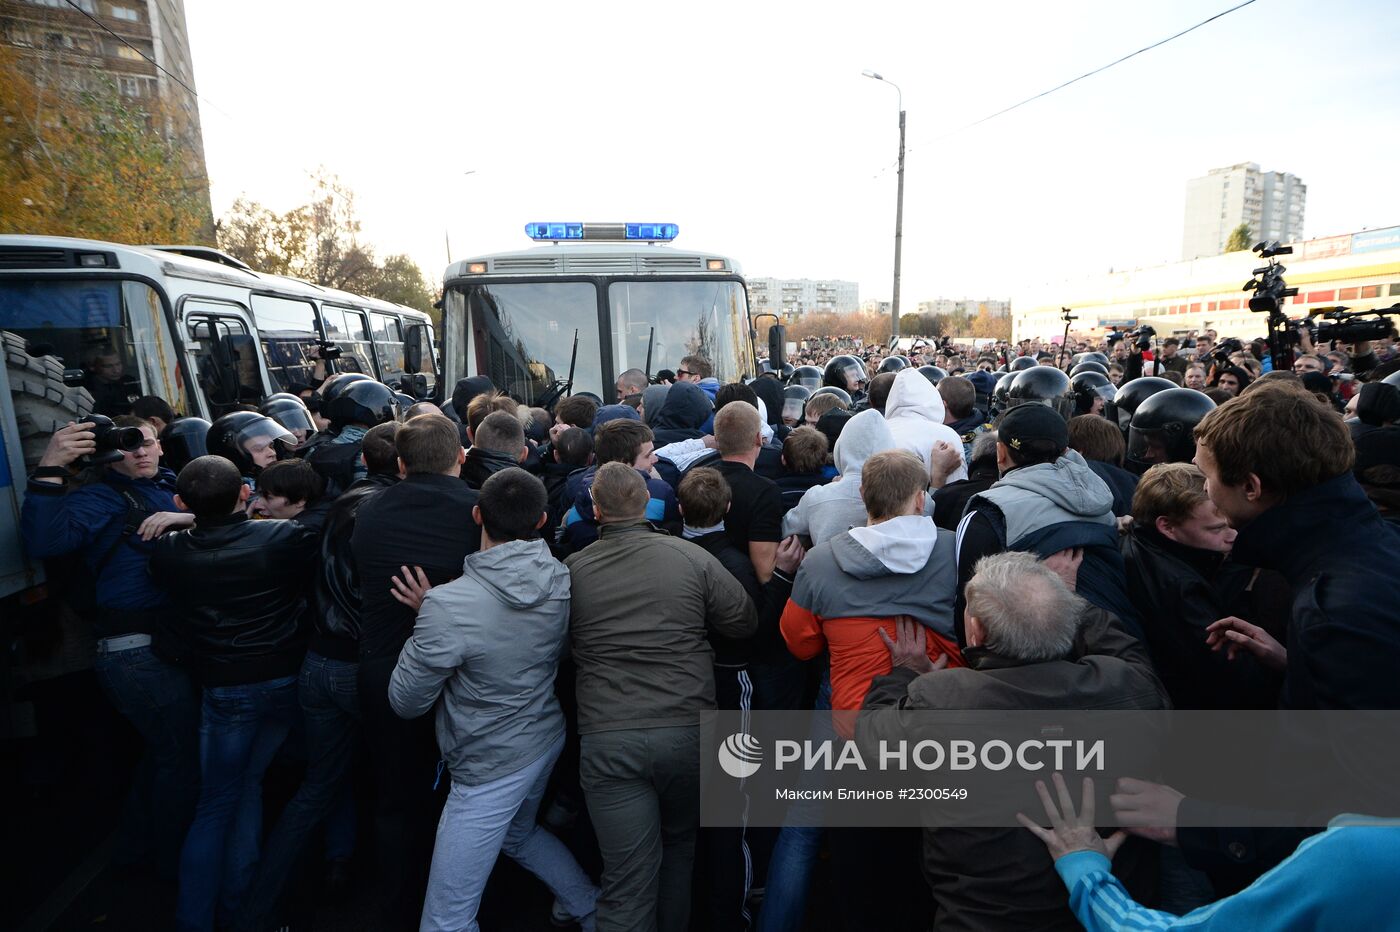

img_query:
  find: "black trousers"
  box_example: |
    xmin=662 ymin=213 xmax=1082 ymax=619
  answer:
xmin=357 ymin=654 xmax=445 ymax=931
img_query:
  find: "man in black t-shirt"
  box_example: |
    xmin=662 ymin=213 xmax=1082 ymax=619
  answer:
xmin=351 ymin=414 xmax=481 ymax=927
xmin=712 ymin=402 xmax=783 ymax=583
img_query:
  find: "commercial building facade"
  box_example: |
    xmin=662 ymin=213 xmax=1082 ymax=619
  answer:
xmin=1013 ymin=225 xmax=1400 ymax=343
xmin=1182 ymin=162 xmax=1306 ymax=260
xmin=917 ymin=297 xmax=1011 ymax=318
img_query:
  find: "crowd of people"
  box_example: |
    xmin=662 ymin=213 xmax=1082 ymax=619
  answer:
xmin=16 ymin=318 xmax=1400 ymax=930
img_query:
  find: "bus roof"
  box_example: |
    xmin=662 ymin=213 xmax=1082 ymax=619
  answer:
xmin=0 ymin=234 xmax=429 ymax=321
xmin=444 ymin=241 xmax=743 ymax=283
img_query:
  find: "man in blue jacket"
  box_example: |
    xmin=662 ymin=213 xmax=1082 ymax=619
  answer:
xmin=558 ymin=419 xmax=679 ymax=553
xmin=20 ymin=416 xmax=198 ymax=879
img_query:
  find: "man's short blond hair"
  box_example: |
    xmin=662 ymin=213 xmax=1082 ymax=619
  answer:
xmin=713 ymin=402 xmax=762 ymax=457
xmin=859 ymin=449 xmax=927 ymax=521
xmin=590 ymin=461 xmax=648 ymax=522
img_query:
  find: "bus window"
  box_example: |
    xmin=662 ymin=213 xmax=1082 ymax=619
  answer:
xmin=372 ymin=312 xmax=406 ymax=382
xmin=322 ymin=306 xmax=377 ymax=376
xmin=0 ymin=279 xmax=177 ymax=420
xmin=465 ymin=282 xmax=603 ymax=404
xmin=251 ymin=294 xmax=321 ymax=392
xmin=608 ymin=280 xmax=751 ymax=387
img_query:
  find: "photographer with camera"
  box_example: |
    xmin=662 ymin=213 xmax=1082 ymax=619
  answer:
xmin=1108 ymin=326 xmax=1158 ymax=384
xmin=20 ymin=415 xmax=200 ymax=882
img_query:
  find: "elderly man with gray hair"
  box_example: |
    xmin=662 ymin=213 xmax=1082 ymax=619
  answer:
xmin=857 ymin=550 xmax=1168 ymax=932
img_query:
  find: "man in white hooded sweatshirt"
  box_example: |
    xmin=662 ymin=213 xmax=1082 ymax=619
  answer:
xmin=782 ymin=409 xmax=963 ymax=545
xmin=884 ymin=368 xmax=970 ymax=485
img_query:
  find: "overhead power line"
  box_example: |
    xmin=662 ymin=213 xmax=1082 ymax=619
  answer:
xmin=60 ymin=0 xmax=231 ymax=119
xmin=873 ymin=0 xmax=1261 ymax=177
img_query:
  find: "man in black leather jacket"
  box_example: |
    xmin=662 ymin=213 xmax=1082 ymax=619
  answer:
xmin=150 ymin=455 xmax=317 ymax=930
xmin=460 ymin=410 xmax=528 ymax=489
xmin=234 ymin=422 xmax=401 ymax=932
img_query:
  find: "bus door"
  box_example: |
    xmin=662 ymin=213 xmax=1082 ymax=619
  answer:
xmin=180 ymin=298 xmax=266 ymax=419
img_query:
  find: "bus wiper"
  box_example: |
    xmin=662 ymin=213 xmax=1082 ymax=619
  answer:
xmin=643 ymin=325 xmax=655 ymax=382
xmin=538 ymin=328 xmax=579 ymax=411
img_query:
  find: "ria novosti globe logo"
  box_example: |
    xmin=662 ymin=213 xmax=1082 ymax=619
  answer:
xmin=717 ymin=732 xmax=763 ymax=778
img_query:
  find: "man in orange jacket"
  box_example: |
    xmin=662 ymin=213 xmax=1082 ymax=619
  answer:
xmin=780 ymin=448 xmax=963 ymax=739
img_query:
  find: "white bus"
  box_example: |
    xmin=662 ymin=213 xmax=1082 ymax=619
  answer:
xmin=440 ymin=222 xmax=756 ymax=405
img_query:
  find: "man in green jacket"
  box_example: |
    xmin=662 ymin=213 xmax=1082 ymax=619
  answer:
xmin=566 ymin=462 xmax=757 ymax=932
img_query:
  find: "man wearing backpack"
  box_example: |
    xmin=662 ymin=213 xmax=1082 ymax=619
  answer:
xmin=21 ymin=416 xmax=199 ymax=882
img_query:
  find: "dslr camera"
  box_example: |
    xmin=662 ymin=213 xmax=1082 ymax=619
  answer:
xmin=87 ymin=414 xmax=145 ymax=466
xmin=313 ymin=340 xmax=343 ymax=361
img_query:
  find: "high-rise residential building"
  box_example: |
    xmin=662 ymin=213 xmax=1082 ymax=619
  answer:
xmin=1 ymin=0 xmax=211 ymax=226
xmin=1181 ymin=162 xmax=1305 ymax=260
xmin=917 ymin=297 xmax=1011 ymax=318
xmin=748 ymin=277 xmax=859 ymax=317
xmin=859 ymin=298 xmax=891 ymax=317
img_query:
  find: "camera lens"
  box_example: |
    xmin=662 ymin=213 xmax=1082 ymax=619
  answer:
xmin=115 ymin=426 xmax=146 ymax=451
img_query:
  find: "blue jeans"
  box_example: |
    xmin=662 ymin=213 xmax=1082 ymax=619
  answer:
xmin=231 ymin=652 xmax=358 ymax=932
xmin=93 ymin=644 xmax=200 ymax=879
xmin=420 ymin=732 xmax=598 ymax=932
xmin=176 ymin=675 xmax=298 ymax=932
xmin=756 ymin=674 xmax=833 ymax=932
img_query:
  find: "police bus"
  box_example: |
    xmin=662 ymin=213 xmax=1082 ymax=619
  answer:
xmin=441 ymin=222 xmax=757 ymax=406
xmin=0 ymin=234 xmax=438 ymax=603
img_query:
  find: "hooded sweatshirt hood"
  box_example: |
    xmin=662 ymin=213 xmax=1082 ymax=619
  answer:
xmin=884 ymin=369 xmax=969 ymax=483
xmin=641 ymin=384 xmax=671 ymax=427
xmin=462 ymin=538 xmax=570 ymax=609
xmin=751 ymin=378 xmax=786 ymax=428
xmin=833 ymin=409 xmax=897 ymax=478
xmin=652 ymin=381 xmax=712 ymax=443
xmin=994 ymin=448 xmax=1113 ymax=521
xmin=845 ymin=514 xmax=939 ymax=575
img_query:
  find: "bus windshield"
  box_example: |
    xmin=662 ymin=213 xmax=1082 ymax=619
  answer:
xmin=465 ymin=282 xmax=603 ymax=405
xmin=608 ymin=280 xmax=750 ymax=386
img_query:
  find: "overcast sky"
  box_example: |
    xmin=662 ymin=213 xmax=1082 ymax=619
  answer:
xmin=184 ymin=0 xmax=1400 ymax=303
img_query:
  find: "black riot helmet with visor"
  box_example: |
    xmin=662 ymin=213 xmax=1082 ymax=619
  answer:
xmin=808 ymin=385 xmax=853 ymax=409
xmin=259 ymin=395 xmax=318 ymax=448
xmin=1006 ymin=365 xmax=1074 ymax=420
xmin=1127 ymin=388 xmax=1216 ymax=467
xmin=917 ymin=365 xmax=948 ymax=385
xmin=782 ymin=384 xmax=813 ymax=425
xmin=1071 ymin=370 xmax=1118 ymax=416
xmin=1112 ymin=376 xmax=1176 ymax=437
xmin=160 ymin=416 xmax=212 ymax=473
xmin=206 ymin=412 xmax=296 ymax=477
xmin=878 ymin=355 xmax=911 ymax=375
xmin=789 ymin=365 xmax=823 ymax=390
xmin=326 ymin=379 xmax=402 ymax=429
xmin=823 ymin=355 xmax=867 ymax=393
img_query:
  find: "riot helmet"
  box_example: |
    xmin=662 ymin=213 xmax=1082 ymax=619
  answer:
xmin=206 ymin=412 xmax=295 ymax=476
xmin=159 ymin=417 xmax=211 ymax=474
xmin=1127 ymin=388 xmax=1216 ymax=467
xmin=1071 ymin=371 xmax=1117 ymax=417
xmin=808 ymin=385 xmax=853 ymax=409
xmin=1079 ymin=351 xmax=1110 ymax=368
xmin=319 ymin=371 xmax=373 ymax=405
xmin=1009 ymin=356 xmax=1038 ymax=373
xmin=782 ymin=384 xmax=813 ymax=426
xmin=1112 ymin=376 xmax=1176 ymax=436
xmin=1070 ymin=361 xmax=1110 ymax=378
xmin=789 ymin=365 xmax=823 ymax=390
xmin=1382 ymin=369 xmax=1400 ymax=388
xmin=1007 ymin=365 xmax=1074 ymax=420
xmin=878 ymin=355 xmax=910 ymax=375
xmin=779 ymin=363 xmax=795 ymax=381
xmin=990 ymin=372 xmax=1015 ymax=418
xmin=917 ymin=365 xmax=948 ymax=385
xmin=259 ymin=395 xmax=318 ymax=448
xmin=823 ymin=355 xmax=867 ymax=393
xmin=757 ymin=359 xmax=775 ymax=377
xmin=326 ymin=379 xmax=401 ymax=429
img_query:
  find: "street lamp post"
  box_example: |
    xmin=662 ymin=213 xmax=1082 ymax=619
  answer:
xmin=863 ymin=70 xmax=905 ymax=342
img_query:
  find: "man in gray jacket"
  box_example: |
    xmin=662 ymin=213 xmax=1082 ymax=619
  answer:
xmin=566 ymin=462 xmax=757 ymax=932
xmin=389 ymin=468 xmax=599 ymax=932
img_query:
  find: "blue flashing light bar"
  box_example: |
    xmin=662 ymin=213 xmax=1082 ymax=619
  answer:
xmin=625 ymin=223 xmax=679 ymax=241
xmin=524 ymin=222 xmax=680 ymax=242
xmin=524 ymin=222 xmax=584 ymax=241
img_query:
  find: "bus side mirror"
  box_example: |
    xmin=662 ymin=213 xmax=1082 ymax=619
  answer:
xmin=404 ymin=324 xmax=426 ymax=374
xmin=768 ymin=323 xmax=788 ymax=369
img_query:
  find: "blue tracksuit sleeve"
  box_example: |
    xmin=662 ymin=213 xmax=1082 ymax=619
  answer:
xmin=1056 ymin=827 xmax=1400 ymax=931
